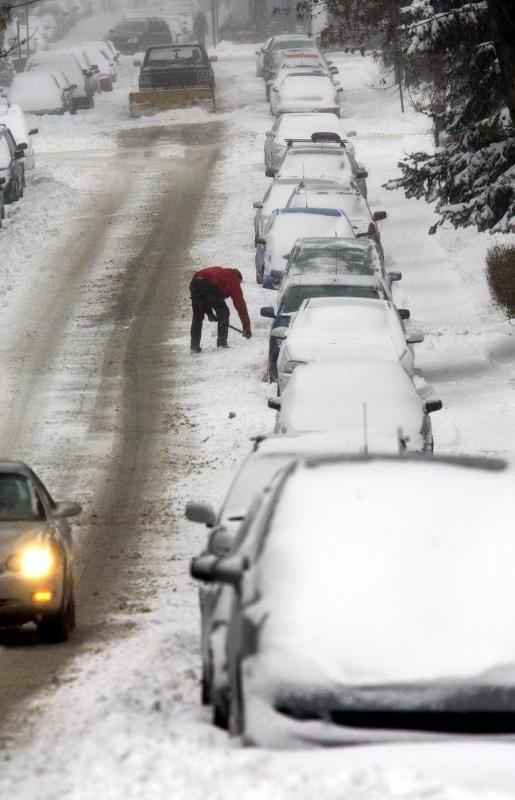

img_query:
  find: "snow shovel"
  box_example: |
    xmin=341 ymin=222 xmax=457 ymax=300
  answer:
xmin=210 ymin=315 xmax=243 ymax=334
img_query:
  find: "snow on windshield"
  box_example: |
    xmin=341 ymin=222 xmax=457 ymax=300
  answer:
xmin=279 ymin=150 xmax=350 ymax=180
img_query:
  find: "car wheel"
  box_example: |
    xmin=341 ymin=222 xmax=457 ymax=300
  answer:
xmin=38 ymin=582 xmax=75 ymax=643
xmin=18 ymin=177 xmax=24 ymax=198
xmin=213 ymin=690 xmax=229 ymax=730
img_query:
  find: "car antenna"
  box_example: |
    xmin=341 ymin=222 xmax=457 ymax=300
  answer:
xmin=363 ymin=403 xmax=368 ymax=455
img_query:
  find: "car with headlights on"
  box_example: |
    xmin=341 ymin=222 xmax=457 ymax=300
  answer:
xmin=275 ymin=296 xmax=424 ymax=392
xmin=191 ymin=453 xmax=515 ymax=752
xmin=264 ymin=112 xmax=355 ymax=176
xmin=256 ymin=207 xmax=356 ymax=288
xmin=0 ymin=461 xmax=81 ymax=642
xmin=270 ymin=72 xmax=343 ymax=117
xmin=268 ymin=359 xmax=442 ymax=450
xmin=260 ymin=272 xmax=397 ymax=381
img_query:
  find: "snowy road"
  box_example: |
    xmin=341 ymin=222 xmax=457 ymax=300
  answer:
xmin=0 ymin=9 xmax=515 ymax=799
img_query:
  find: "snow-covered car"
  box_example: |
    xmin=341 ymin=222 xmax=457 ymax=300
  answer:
xmin=257 ymin=207 xmax=356 ymax=288
xmin=191 ymin=454 xmax=514 ymax=745
xmin=261 ymin=273 xmax=397 ymax=381
xmin=25 ymin=51 xmax=95 ymax=109
xmin=266 ymin=51 xmax=335 ymax=98
xmin=7 ymin=71 xmax=73 ymax=116
xmin=261 ymin=34 xmax=320 ymax=83
xmin=80 ymin=41 xmax=117 ymax=90
xmin=270 ymin=73 xmax=343 ymax=117
xmin=186 ymin=432 xmax=388 ymax=725
xmin=0 ymin=104 xmax=38 ymax=171
xmin=264 ymin=112 xmax=355 ymax=176
xmin=282 ymin=236 xmax=400 ymax=286
xmin=269 ymin=359 xmax=442 ymax=450
xmin=102 ymin=39 xmax=120 ymax=64
xmin=275 ymin=296 xmax=424 ymax=391
xmin=276 ymin=136 xmax=368 ymax=197
xmin=0 ymin=460 xmax=81 ymax=642
xmin=0 ymin=125 xmax=25 ymax=203
xmin=253 ymin=177 xmax=300 ymax=243
xmin=286 ymin=181 xmax=386 ymax=248
xmin=106 ymin=17 xmax=173 ymax=55
xmin=65 ymin=46 xmax=102 ymax=93
xmin=255 ymin=37 xmax=273 ymax=77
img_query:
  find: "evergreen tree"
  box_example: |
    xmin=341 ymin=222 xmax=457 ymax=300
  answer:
xmin=385 ymin=0 xmax=515 ymax=233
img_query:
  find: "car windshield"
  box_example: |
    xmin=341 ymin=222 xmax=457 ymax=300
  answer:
xmin=0 ymin=474 xmax=43 ymax=521
xmin=220 ymin=454 xmax=294 ymax=522
xmin=281 ymin=284 xmax=381 ymax=312
xmin=279 ymin=151 xmax=348 ymax=180
xmin=272 ymin=39 xmax=315 ymax=51
xmin=146 ymin=46 xmax=204 ymax=64
xmin=292 ymin=245 xmax=378 ymax=274
xmin=116 ymin=20 xmax=147 ymax=34
xmin=0 ymin=137 xmax=11 ymax=167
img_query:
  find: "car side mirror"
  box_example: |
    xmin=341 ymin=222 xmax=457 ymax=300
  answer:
xmin=267 ymin=397 xmax=281 ymax=411
xmin=190 ymin=554 xmax=247 ymax=585
xmin=91 ymin=63 xmax=99 ymax=71
xmin=272 ymin=87 xmax=279 ymax=92
xmin=406 ymin=329 xmax=424 ymax=344
xmin=14 ymin=150 xmax=24 ymax=159
xmin=355 ymin=168 xmax=368 ymax=179
xmin=53 ymin=500 xmax=82 ymax=519
xmin=398 ymin=308 xmax=410 ymax=320
xmin=185 ymin=501 xmax=216 ymax=527
xmin=265 ymin=130 xmax=275 ymax=137
xmin=253 ymin=201 xmax=263 ymax=209
xmin=0 ymin=177 xmax=5 ymax=186
xmin=424 ymin=399 xmax=443 ymax=414
xmin=373 ymin=210 xmax=387 ymax=221
xmin=133 ymin=58 xmax=141 ymax=66
xmin=16 ymin=142 xmax=28 ymax=150
xmin=260 ymin=306 xmax=276 ymax=318
xmin=29 ymin=128 xmax=39 ymax=135
xmin=330 ymin=65 xmax=338 ymax=74
xmin=256 ymin=237 xmax=266 ymax=245
xmin=270 ymin=326 xmax=288 ymax=340
xmin=270 ymin=269 xmax=283 ymax=280
xmin=347 ymin=130 xmax=357 ymax=137
xmin=387 ymin=270 xmax=402 ymax=282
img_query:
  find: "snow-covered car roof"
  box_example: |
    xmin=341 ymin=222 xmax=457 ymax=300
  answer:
xmin=26 ymin=51 xmax=85 ymax=87
xmin=277 ymin=359 xmax=424 ymax=442
xmin=276 ymin=273 xmax=391 ymax=314
xmin=277 ymin=148 xmax=352 ymax=181
xmin=283 ymin=297 xmax=408 ymax=364
xmin=288 ymin=187 xmax=375 ymax=233
xmin=7 ymin=72 xmax=62 ymax=114
xmin=273 ymin=113 xmax=343 ymax=140
xmin=265 ymin=208 xmax=355 ymax=247
xmin=255 ymin=456 xmax=514 ymax=704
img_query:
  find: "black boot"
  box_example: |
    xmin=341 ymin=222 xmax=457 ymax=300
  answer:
xmin=217 ymin=339 xmax=229 ymax=349
xmin=191 ymin=341 xmax=202 ymax=353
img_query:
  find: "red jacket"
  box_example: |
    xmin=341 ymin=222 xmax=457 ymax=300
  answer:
xmin=194 ymin=267 xmax=251 ymax=331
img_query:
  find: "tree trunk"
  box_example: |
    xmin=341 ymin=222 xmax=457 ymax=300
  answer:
xmin=488 ymin=0 xmax=515 ymax=126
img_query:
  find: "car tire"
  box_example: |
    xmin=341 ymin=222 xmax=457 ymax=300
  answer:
xmin=38 ymin=582 xmax=75 ymax=644
xmin=213 ymin=691 xmax=229 ymax=730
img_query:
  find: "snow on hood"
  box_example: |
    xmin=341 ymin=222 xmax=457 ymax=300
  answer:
xmin=253 ymin=458 xmax=515 ymax=693
xmin=7 ymin=73 xmax=61 ymax=113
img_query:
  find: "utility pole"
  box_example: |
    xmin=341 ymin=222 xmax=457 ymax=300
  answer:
xmin=25 ymin=0 xmax=29 ymax=58
xmin=211 ymin=0 xmax=218 ymax=47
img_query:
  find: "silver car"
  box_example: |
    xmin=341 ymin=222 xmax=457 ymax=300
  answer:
xmin=0 ymin=461 xmax=81 ymax=642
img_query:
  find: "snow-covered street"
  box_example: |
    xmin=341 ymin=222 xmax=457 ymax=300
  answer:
xmin=0 ymin=7 xmax=514 ymax=799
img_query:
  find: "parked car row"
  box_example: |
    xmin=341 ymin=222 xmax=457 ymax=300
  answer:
xmin=186 ymin=34 xmax=460 ymax=747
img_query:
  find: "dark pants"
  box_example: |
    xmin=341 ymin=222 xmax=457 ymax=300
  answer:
xmin=190 ymin=277 xmax=230 ymax=347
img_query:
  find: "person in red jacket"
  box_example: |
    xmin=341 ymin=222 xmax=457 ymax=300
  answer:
xmin=189 ymin=266 xmax=252 ymax=353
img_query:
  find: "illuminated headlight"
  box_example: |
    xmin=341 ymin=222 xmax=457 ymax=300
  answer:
xmin=284 ymin=360 xmax=306 ymax=374
xmin=7 ymin=546 xmax=54 ymax=579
